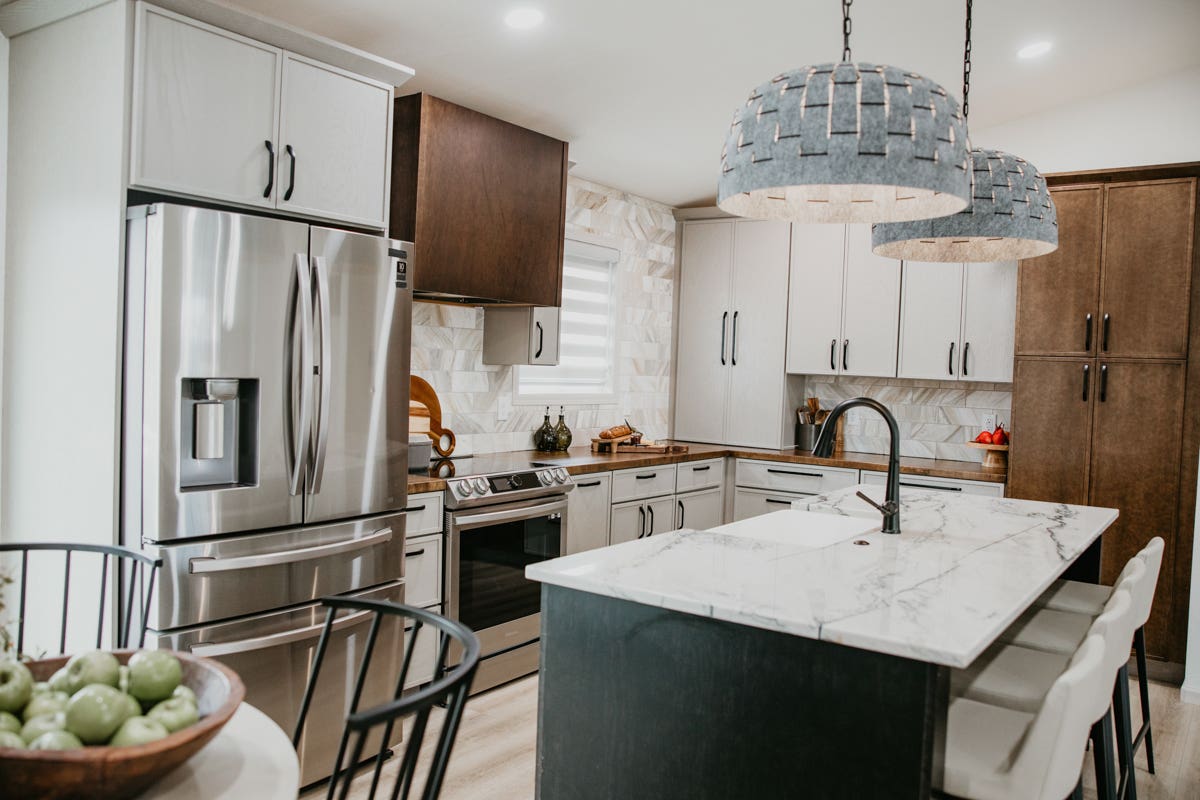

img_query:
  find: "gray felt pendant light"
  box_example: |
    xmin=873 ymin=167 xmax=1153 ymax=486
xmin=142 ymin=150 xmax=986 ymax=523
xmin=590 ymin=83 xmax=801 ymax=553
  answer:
xmin=717 ymin=1 xmax=972 ymax=225
xmin=871 ymin=1 xmax=1059 ymax=261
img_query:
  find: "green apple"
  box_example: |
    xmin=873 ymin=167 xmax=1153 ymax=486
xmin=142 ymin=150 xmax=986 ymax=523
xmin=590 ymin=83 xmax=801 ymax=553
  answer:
xmin=64 ymin=650 xmax=120 ymax=694
xmin=109 ymin=716 xmax=168 ymax=747
xmin=126 ymin=651 xmax=181 ymax=703
xmin=0 ymin=710 xmax=20 ymax=734
xmin=29 ymin=730 xmax=83 ymax=750
xmin=147 ymin=696 xmax=198 ymax=733
xmin=32 ymin=681 xmax=51 ymax=696
xmin=0 ymin=658 xmax=33 ymax=714
xmin=0 ymin=730 xmax=26 ymax=749
xmin=48 ymin=667 xmax=72 ymax=694
xmin=21 ymin=712 xmax=66 ymax=744
xmin=22 ymin=690 xmax=70 ymax=722
xmin=118 ymin=664 xmax=131 ymax=694
xmin=65 ymin=684 xmax=129 ymax=744
xmin=172 ymin=685 xmax=197 ymax=705
xmin=117 ymin=692 xmax=140 ymax=725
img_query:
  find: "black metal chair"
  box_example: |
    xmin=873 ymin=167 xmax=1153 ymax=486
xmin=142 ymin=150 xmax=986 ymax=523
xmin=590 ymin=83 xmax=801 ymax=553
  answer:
xmin=293 ymin=597 xmax=481 ymax=800
xmin=0 ymin=542 xmax=162 ymax=656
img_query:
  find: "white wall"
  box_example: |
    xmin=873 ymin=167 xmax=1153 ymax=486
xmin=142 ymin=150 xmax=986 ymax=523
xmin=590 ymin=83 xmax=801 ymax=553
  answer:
xmin=970 ymin=65 xmax=1200 ymax=174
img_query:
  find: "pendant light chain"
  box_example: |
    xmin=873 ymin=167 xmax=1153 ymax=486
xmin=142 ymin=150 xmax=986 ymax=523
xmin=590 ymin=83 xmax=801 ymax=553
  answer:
xmin=962 ymin=0 xmax=973 ymax=122
xmin=842 ymin=0 xmax=853 ymax=62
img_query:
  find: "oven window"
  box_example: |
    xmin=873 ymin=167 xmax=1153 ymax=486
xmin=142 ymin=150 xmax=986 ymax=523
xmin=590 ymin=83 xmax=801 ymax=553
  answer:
xmin=458 ymin=514 xmax=561 ymax=632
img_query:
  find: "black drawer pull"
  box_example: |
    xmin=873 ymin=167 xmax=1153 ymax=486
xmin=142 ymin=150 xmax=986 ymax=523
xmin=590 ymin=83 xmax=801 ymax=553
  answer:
xmin=948 ymin=341 xmax=955 ymax=376
xmin=403 ymin=504 xmax=427 ymax=513
xmin=765 ymin=498 xmax=792 ymax=505
xmin=635 ymin=473 xmax=657 ymax=480
xmin=577 ymin=480 xmax=602 ymax=488
xmin=263 ymin=140 xmax=275 ymax=198
xmin=1099 ymin=363 xmax=1108 ymax=403
xmin=692 ymin=465 xmax=711 ymax=472
xmin=1082 ymin=363 xmax=1090 ymax=402
xmin=767 ymin=468 xmax=822 ymax=478
xmin=283 ymin=144 xmax=297 ymax=201
xmin=898 ymin=481 xmax=961 ymax=492
xmin=405 ymin=548 xmax=426 ymax=558
xmin=1084 ymin=313 xmax=1093 ymax=351
xmin=1102 ymin=313 xmax=1110 ymax=352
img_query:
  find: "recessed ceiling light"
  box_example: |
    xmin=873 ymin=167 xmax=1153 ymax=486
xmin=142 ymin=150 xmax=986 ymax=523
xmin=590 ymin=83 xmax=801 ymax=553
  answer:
xmin=1017 ymin=41 xmax=1052 ymax=59
xmin=504 ymin=8 xmax=544 ymax=30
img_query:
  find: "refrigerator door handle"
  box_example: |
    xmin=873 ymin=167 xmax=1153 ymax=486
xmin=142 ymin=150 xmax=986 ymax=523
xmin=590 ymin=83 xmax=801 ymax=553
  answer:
xmin=287 ymin=253 xmax=315 ymax=496
xmin=189 ymin=606 xmax=374 ymax=657
xmin=309 ymin=255 xmax=333 ymax=493
xmin=187 ymin=527 xmax=393 ymax=574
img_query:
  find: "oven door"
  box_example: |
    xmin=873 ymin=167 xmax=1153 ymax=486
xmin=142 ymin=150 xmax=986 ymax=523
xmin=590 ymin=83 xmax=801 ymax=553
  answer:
xmin=445 ymin=495 xmax=567 ymax=655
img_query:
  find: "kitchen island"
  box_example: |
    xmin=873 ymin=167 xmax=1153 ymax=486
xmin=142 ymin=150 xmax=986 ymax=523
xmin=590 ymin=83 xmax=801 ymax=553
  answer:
xmin=526 ymin=485 xmax=1118 ymax=799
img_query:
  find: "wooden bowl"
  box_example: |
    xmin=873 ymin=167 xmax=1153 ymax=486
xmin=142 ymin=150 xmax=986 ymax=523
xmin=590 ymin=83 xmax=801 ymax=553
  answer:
xmin=967 ymin=440 xmax=1010 ymax=469
xmin=0 ymin=650 xmax=245 ymax=800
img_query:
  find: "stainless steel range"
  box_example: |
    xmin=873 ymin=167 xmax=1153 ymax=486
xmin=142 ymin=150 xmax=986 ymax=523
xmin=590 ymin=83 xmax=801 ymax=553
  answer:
xmin=444 ymin=467 xmax=574 ymax=693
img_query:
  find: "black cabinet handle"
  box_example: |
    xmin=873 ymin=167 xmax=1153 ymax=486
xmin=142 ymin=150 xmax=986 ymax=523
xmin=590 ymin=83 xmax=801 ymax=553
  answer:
xmin=692 ymin=465 xmax=711 ymax=472
xmin=948 ymin=341 xmax=955 ymax=376
xmin=283 ymin=144 xmax=297 ymax=201
xmin=765 ymin=498 xmax=792 ymax=505
xmin=678 ymin=500 xmax=684 ymax=529
xmin=635 ymin=473 xmax=657 ymax=480
xmin=263 ymin=140 xmax=275 ymax=198
xmin=830 ymin=338 xmax=837 ymax=371
xmin=962 ymin=342 xmax=969 ymax=377
xmin=405 ymin=548 xmax=425 ymax=558
xmin=647 ymin=505 xmax=655 ymax=535
xmin=1084 ymin=313 xmax=1093 ymax=351
xmin=720 ymin=312 xmax=728 ymax=365
xmin=403 ymin=504 xmax=427 ymax=513
xmin=535 ymin=321 xmax=544 ymax=359
xmin=767 ymin=468 xmax=822 ymax=478
xmin=638 ymin=506 xmax=646 ymax=538
xmin=1082 ymin=363 xmax=1090 ymax=402
xmin=842 ymin=339 xmax=849 ymax=371
xmin=1102 ymin=313 xmax=1110 ymax=352
xmin=1099 ymin=364 xmax=1108 ymax=402
xmin=577 ymin=480 xmax=602 ymax=488
xmin=899 ymin=481 xmax=961 ymax=492
xmin=731 ymin=311 xmax=739 ymax=366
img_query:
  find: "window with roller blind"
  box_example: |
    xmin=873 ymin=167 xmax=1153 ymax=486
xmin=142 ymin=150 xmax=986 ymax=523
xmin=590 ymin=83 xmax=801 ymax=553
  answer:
xmin=515 ymin=239 xmax=619 ymax=405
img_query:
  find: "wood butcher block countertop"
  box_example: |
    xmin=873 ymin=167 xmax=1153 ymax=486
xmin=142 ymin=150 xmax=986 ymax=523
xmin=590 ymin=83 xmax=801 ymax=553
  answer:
xmin=406 ymin=441 xmax=1006 ymax=494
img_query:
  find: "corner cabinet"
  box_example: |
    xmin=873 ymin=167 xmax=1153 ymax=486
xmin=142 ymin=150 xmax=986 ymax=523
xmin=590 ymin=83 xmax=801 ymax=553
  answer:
xmin=130 ymin=3 xmax=392 ymax=230
xmin=674 ymin=219 xmax=794 ymax=448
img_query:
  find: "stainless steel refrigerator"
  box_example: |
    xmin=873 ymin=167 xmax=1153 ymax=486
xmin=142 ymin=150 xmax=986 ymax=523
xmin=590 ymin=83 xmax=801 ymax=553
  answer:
xmin=122 ymin=203 xmax=412 ymax=785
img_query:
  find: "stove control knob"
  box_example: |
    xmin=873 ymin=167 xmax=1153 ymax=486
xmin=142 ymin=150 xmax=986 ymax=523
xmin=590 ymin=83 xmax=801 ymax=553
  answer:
xmin=453 ymin=480 xmax=472 ymax=498
xmin=510 ymin=473 xmax=525 ymax=489
xmin=538 ymin=470 xmax=553 ymax=486
xmin=554 ymin=468 xmax=569 ymax=484
xmin=472 ymin=477 xmax=489 ymax=495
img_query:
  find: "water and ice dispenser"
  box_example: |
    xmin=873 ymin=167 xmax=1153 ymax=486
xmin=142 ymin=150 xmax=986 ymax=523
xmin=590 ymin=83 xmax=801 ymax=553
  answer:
xmin=179 ymin=378 xmax=259 ymax=490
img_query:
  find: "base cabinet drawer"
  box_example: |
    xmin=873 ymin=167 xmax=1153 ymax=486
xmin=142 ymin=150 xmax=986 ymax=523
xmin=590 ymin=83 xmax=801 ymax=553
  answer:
xmin=859 ymin=471 xmax=1005 ymax=497
xmin=404 ymin=603 xmax=442 ymax=690
xmin=675 ymin=458 xmax=724 ymax=493
xmin=404 ymin=533 xmax=443 ymax=609
xmin=611 ymin=465 xmax=677 ymax=504
xmin=736 ymin=459 xmax=858 ymax=495
xmin=676 ymin=486 xmax=723 ymax=531
xmin=405 ymin=492 xmax=444 ymax=536
xmin=733 ymin=487 xmax=811 ymax=522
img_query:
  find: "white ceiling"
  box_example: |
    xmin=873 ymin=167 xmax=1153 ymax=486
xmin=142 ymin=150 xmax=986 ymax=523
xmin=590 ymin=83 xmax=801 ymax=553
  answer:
xmin=227 ymin=0 xmax=1200 ymax=207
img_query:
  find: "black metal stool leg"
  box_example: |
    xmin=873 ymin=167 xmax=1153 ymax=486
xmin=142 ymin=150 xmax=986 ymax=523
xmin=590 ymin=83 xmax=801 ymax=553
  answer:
xmin=1112 ymin=665 xmax=1138 ymax=800
xmin=1132 ymin=627 xmax=1155 ymax=774
xmin=1091 ymin=710 xmax=1117 ymax=800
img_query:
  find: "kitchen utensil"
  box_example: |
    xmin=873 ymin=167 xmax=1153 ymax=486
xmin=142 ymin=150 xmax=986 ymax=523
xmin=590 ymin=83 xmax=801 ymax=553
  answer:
xmin=410 ymin=375 xmax=456 ymax=456
xmin=2 ymin=650 xmax=244 ymax=800
xmin=795 ymin=422 xmax=820 ymax=451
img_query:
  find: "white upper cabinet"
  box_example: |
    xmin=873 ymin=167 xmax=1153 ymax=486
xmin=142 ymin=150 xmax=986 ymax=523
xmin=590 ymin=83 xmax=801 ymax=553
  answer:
xmin=898 ymin=260 xmax=1017 ymax=382
xmin=132 ymin=5 xmax=282 ymax=210
xmin=277 ymin=54 xmax=392 ymax=227
xmin=786 ymin=224 xmax=900 ymax=378
xmin=131 ymin=3 xmax=392 ymax=230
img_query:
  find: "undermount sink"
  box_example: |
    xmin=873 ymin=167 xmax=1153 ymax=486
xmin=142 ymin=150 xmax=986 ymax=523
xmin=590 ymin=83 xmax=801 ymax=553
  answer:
xmin=709 ymin=509 xmax=879 ymax=548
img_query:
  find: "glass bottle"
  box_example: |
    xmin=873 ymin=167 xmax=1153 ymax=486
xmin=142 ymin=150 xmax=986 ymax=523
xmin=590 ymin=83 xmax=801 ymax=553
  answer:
xmin=534 ymin=406 xmax=555 ymax=451
xmin=554 ymin=406 xmax=573 ymax=451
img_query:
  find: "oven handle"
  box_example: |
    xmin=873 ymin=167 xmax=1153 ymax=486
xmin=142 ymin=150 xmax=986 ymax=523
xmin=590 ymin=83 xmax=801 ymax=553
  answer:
xmin=188 ymin=527 xmax=393 ymax=574
xmin=189 ymin=607 xmax=374 ymax=657
xmin=450 ymin=499 xmax=568 ymax=531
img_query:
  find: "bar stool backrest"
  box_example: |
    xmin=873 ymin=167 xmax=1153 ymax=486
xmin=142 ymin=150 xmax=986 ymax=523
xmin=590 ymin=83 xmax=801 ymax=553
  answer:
xmin=1083 ymin=588 xmax=1134 ymax=719
xmin=1009 ymin=634 xmax=1107 ymax=800
xmin=1132 ymin=538 xmax=1165 ymax=628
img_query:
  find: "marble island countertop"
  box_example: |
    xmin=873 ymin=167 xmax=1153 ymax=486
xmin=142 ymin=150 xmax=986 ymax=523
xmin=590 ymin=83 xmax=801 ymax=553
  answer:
xmin=527 ymin=484 xmax=1118 ymax=668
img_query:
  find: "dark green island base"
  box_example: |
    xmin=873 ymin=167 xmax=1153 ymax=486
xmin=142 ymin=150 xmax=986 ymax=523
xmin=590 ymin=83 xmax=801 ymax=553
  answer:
xmin=535 ymin=585 xmax=950 ymax=799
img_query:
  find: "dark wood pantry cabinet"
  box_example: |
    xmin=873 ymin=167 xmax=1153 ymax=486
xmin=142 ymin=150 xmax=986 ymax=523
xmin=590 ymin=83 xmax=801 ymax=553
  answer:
xmin=390 ymin=93 xmax=570 ymax=306
xmin=1010 ymin=165 xmax=1200 ymax=664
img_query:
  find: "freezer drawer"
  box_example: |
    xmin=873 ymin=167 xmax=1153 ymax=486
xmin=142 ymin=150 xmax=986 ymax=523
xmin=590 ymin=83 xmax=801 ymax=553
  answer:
xmin=152 ymin=511 xmax=405 ymax=629
xmin=152 ymin=580 xmax=404 ymax=788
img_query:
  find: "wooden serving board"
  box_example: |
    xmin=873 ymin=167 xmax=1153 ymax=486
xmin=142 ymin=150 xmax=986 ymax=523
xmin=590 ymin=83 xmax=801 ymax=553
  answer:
xmin=591 ymin=434 xmax=633 ymax=453
xmin=615 ymin=443 xmax=689 ymax=454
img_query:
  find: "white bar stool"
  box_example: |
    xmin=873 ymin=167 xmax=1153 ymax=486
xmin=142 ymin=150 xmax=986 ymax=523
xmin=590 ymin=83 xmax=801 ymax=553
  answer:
xmin=939 ymin=635 xmax=1108 ymax=800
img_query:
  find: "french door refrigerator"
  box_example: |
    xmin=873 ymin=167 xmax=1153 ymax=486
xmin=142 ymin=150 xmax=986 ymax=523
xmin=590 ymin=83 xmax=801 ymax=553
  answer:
xmin=122 ymin=203 xmax=412 ymax=785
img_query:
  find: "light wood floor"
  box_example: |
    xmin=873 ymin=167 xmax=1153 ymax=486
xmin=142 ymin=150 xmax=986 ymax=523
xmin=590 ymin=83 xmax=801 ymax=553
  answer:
xmin=308 ymin=674 xmax=1200 ymax=799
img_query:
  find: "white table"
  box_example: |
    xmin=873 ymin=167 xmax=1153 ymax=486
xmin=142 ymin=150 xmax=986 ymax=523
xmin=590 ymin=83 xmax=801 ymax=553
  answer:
xmin=144 ymin=703 xmax=299 ymax=800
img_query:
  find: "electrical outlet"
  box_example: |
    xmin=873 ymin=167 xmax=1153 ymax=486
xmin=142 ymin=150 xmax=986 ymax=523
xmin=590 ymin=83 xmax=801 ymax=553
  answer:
xmin=982 ymin=413 xmax=997 ymax=432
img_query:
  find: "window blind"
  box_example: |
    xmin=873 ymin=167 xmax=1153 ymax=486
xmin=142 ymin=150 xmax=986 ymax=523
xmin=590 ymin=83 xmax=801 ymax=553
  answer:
xmin=518 ymin=240 xmax=618 ymax=398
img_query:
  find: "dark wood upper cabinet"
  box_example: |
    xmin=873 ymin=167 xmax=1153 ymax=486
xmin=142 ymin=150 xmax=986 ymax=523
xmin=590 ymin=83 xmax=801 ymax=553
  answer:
xmin=1015 ymin=186 xmax=1103 ymax=357
xmin=1008 ymin=357 xmax=1094 ymax=506
xmin=390 ymin=94 xmax=569 ymax=306
xmin=1100 ymin=180 xmax=1195 ymax=359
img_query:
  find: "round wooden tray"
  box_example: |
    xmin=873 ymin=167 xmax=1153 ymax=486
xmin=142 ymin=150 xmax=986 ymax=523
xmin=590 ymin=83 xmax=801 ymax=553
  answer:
xmin=967 ymin=440 xmax=1009 ymax=469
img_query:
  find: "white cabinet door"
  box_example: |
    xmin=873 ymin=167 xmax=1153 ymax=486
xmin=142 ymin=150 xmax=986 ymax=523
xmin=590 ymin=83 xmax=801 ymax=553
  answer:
xmin=898 ymin=262 xmax=965 ymax=380
xmin=643 ymin=497 xmax=676 ymax=537
xmin=277 ymin=54 xmax=391 ymax=229
xmin=528 ymin=307 xmax=561 ymax=365
xmin=726 ymin=220 xmax=792 ymax=448
xmin=674 ymin=222 xmax=733 ymax=443
xmin=786 ymin=224 xmax=847 ymax=375
xmin=961 ymin=261 xmax=1017 ymax=383
xmin=132 ymin=5 xmax=282 ymax=209
xmin=566 ymin=474 xmax=611 ymax=554
xmin=840 ymin=225 xmax=901 ymax=377
xmin=677 ymin=487 xmax=723 ymax=531
xmin=609 ymin=500 xmax=646 ymax=545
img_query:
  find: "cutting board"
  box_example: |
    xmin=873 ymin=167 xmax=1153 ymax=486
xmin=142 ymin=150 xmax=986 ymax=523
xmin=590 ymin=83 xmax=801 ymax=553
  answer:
xmin=410 ymin=376 xmax=456 ymax=456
